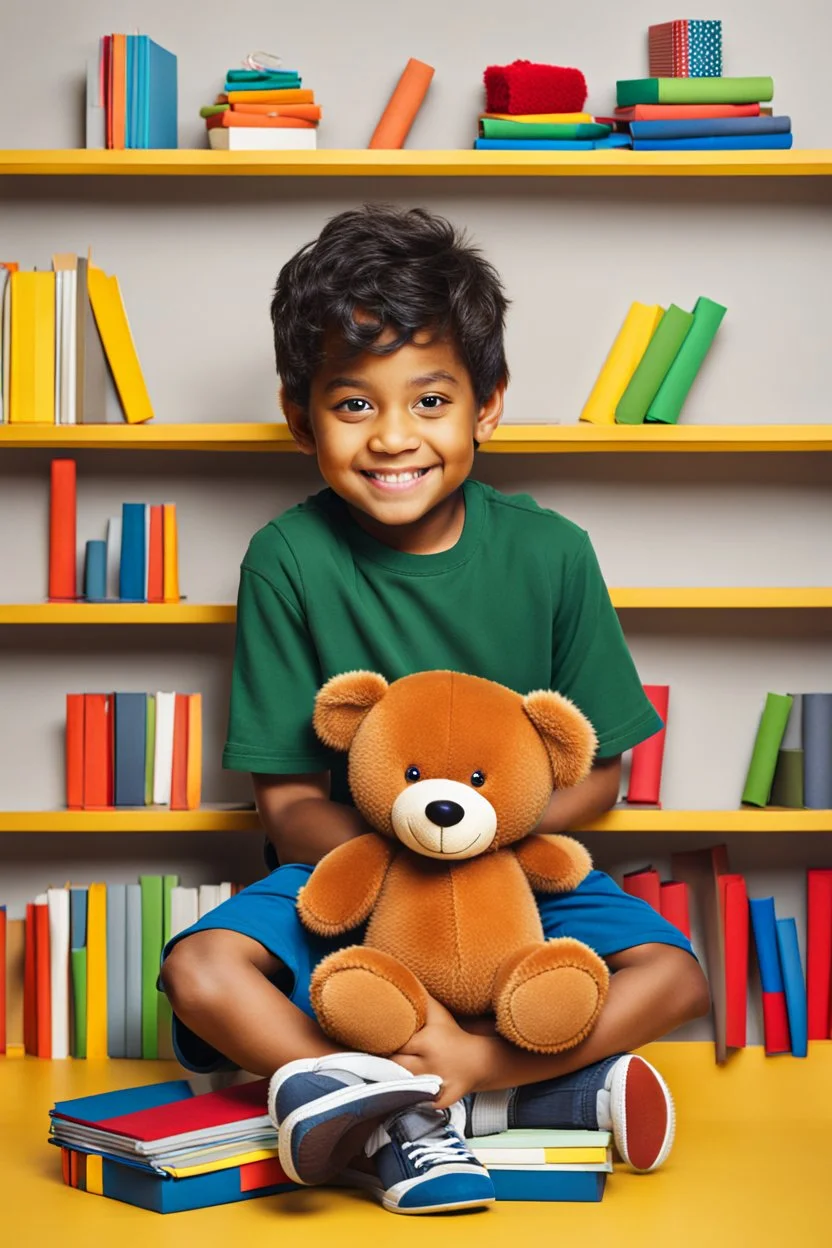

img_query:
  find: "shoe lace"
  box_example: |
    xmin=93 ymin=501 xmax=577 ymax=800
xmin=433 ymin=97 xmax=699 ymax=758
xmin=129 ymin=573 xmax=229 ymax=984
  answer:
xmin=401 ymin=1128 xmax=478 ymax=1171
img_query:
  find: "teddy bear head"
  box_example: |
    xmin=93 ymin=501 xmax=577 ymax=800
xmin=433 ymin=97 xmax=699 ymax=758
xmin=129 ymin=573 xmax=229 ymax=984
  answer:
xmin=313 ymin=669 xmax=597 ymax=861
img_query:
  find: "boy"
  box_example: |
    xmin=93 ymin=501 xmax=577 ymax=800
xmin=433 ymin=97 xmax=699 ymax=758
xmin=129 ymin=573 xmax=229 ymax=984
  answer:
xmin=161 ymin=205 xmax=709 ymax=1215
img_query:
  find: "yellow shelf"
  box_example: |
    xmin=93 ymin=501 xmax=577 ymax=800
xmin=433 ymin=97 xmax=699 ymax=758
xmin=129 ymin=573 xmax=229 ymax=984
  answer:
xmin=1 ymin=149 xmax=831 ymax=178
xmin=0 ymin=807 xmax=826 ymax=833
xmin=611 ymin=587 xmax=832 ymax=609
xmin=4 ymin=422 xmax=832 ymax=453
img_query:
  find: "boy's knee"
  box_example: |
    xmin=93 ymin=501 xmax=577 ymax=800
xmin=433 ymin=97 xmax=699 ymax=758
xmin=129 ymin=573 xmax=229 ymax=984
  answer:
xmin=161 ymin=930 xmax=253 ymax=1013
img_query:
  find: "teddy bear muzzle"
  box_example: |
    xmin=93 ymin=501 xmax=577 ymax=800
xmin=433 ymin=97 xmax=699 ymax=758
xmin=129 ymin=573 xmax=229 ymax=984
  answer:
xmin=391 ymin=777 xmax=497 ymax=859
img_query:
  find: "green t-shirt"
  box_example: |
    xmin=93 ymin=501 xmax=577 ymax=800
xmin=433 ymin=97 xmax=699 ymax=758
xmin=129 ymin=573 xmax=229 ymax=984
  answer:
xmin=223 ymin=478 xmax=661 ymax=802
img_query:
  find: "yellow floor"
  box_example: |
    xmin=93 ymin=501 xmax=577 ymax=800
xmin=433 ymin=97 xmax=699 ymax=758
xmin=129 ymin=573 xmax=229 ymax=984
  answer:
xmin=1 ymin=1042 xmax=830 ymax=1247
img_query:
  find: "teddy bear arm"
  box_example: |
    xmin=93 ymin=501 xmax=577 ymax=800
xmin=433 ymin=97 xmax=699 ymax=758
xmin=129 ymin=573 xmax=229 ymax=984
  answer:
xmin=297 ymin=833 xmax=395 ymax=937
xmin=512 ymin=834 xmax=593 ymax=894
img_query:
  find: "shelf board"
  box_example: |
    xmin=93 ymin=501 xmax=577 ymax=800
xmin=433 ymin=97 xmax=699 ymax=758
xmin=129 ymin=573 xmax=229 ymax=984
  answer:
xmin=4 ymin=423 xmax=832 ymax=453
xmin=0 ymin=808 xmax=825 ymax=833
xmin=1 ymin=149 xmax=831 ymax=178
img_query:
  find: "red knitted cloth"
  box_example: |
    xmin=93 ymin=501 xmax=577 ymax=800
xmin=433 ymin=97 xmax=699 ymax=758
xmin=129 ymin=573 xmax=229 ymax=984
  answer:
xmin=484 ymin=60 xmax=587 ymax=115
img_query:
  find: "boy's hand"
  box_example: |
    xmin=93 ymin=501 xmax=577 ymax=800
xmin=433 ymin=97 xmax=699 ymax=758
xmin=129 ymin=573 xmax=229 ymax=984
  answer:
xmin=392 ymin=995 xmax=498 ymax=1109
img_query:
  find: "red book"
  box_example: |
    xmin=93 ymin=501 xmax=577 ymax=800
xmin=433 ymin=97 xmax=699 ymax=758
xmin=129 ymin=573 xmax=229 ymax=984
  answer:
xmin=660 ymin=880 xmax=692 ymax=939
xmin=609 ymin=104 xmax=762 ymax=121
xmin=49 ymin=459 xmax=77 ymax=601
xmin=626 ymin=685 xmax=669 ymax=805
xmin=806 ymin=868 xmax=832 ymax=1040
xmin=0 ymin=907 xmax=6 ymax=1054
xmin=147 ymin=505 xmax=164 ymax=603
xmin=622 ymin=867 xmax=661 ymax=910
xmin=719 ymin=874 xmax=749 ymax=1049
xmin=23 ymin=904 xmax=37 ymax=1055
xmin=83 ymin=694 xmax=110 ymax=808
xmin=35 ymin=899 xmax=51 ymax=1058
xmin=55 ymin=1076 xmax=270 ymax=1136
xmin=170 ymin=693 xmax=189 ymax=810
xmin=66 ymin=693 xmax=85 ymax=809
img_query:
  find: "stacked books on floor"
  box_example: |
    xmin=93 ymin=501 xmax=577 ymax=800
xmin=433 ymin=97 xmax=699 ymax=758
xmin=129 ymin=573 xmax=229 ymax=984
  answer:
xmin=475 ymin=60 xmax=630 ymax=152
xmin=49 ymin=461 xmax=180 ymax=603
xmin=580 ymin=296 xmax=726 ymax=425
xmin=742 ymin=692 xmax=832 ymax=810
xmin=0 ymin=257 xmax=153 ymax=426
xmin=0 ymin=876 xmax=237 ymax=1060
xmin=469 ymin=1128 xmax=611 ymax=1202
xmin=201 ymin=62 xmax=320 ymax=150
xmin=86 ymin=34 xmax=177 ymax=150
xmin=66 ymin=690 xmax=202 ymax=811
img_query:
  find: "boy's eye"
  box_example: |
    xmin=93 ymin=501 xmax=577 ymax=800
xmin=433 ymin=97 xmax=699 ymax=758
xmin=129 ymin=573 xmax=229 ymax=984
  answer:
xmin=336 ymin=398 xmax=372 ymax=414
xmin=416 ymin=394 xmax=447 ymax=413
xmin=405 ymin=766 xmax=421 ymax=782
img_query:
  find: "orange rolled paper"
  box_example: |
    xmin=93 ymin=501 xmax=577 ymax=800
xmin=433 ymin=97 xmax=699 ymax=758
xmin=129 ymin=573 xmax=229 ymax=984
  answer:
xmin=368 ymin=57 xmax=435 ymax=149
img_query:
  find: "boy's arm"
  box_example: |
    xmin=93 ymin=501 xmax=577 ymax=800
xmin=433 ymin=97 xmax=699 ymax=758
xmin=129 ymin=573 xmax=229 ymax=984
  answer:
xmin=534 ymin=755 xmax=622 ymax=834
xmin=252 ymin=772 xmax=377 ymax=866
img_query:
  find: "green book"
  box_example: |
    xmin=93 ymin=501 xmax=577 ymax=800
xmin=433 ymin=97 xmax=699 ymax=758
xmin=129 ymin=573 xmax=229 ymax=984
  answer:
xmin=741 ymin=693 xmax=794 ymax=807
xmin=139 ymin=875 xmax=163 ymax=1059
xmin=469 ymin=1130 xmax=611 ymax=1149
xmin=156 ymin=873 xmax=179 ymax=1059
xmin=645 ymin=296 xmax=726 ymax=425
xmin=144 ymin=693 xmax=156 ymax=805
xmin=769 ymin=748 xmax=804 ymax=808
xmin=70 ymin=948 xmax=87 ymax=1059
xmin=617 ymin=77 xmax=774 ymax=108
xmin=480 ymin=119 xmax=611 ymax=141
xmin=199 ymin=104 xmax=229 ymax=117
xmin=616 ymin=305 xmax=693 ymax=425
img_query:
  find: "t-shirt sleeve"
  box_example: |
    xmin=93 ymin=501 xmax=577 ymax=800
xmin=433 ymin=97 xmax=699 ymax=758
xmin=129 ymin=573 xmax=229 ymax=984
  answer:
xmin=551 ymin=533 xmax=663 ymax=758
xmin=222 ymin=558 xmax=337 ymax=775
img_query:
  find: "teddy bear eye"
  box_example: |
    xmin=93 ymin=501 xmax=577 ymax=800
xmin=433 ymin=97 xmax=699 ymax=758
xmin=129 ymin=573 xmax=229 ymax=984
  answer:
xmin=471 ymin=770 xmax=486 ymax=787
xmin=405 ymin=766 xmax=421 ymax=783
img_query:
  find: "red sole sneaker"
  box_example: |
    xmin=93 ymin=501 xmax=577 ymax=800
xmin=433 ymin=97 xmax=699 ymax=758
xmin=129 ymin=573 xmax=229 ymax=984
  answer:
xmin=609 ymin=1055 xmax=675 ymax=1172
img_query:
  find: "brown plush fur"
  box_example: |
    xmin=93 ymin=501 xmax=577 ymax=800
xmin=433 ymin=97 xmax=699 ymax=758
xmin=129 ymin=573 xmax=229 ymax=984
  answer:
xmin=299 ymin=670 xmax=609 ymax=1055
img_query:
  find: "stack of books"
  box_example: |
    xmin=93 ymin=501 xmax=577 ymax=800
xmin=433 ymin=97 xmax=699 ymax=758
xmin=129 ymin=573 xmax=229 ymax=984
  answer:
xmin=622 ymin=867 xmax=692 ymax=939
xmin=743 ymin=692 xmax=832 ymax=811
xmin=475 ymin=59 xmax=629 ymax=152
xmin=65 ymin=690 xmax=202 ymax=811
xmin=86 ymin=34 xmax=177 ymax=150
xmin=580 ymin=296 xmax=727 ymax=426
xmin=201 ymin=65 xmax=320 ymax=151
xmin=0 ymin=257 xmax=153 ymax=427
xmin=0 ymin=877 xmax=238 ymax=1061
xmin=469 ymin=1128 xmax=611 ymax=1201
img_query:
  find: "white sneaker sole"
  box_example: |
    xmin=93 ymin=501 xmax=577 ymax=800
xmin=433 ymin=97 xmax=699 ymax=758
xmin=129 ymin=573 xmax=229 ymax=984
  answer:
xmin=339 ymin=1165 xmax=496 ymax=1215
xmin=609 ymin=1054 xmax=675 ymax=1172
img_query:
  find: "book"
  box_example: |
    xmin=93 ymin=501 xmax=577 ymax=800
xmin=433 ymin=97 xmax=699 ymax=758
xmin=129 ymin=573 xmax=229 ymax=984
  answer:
xmin=473 ymin=136 xmax=631 ymax=151
xmin=479 ymin=119 xmax=611 ymax=140
xmin=806 ymin=869 xmax=832 ymax=1041
xmin=84 ymin=540 xmax=107 ymax=600
xmin=157 ymin=874 xmax=179 ymax=1060
xmin=769 ymin=748 xmax=804 ymax=808
xmin=646 ymin=295 xmax=727 ymax=425
xmin=616 ymin=308 xmax=693 ymax=425
xmin=9 ymin=270 xmax=55 ymax=425
xmin=660 ymin=881 xmax=692 ymax=940
xmin=741 ymin=692 xmax=794 ymax=807
xmin=24 ymin=904 xmax=37 ymax=1054
xmin=106 ymin=883 xmax=127 ymax=1058
xmin=671 ymin=844 xmax=730 ymax=1062
xmin=86 ymin=882 xmax=108 ymax=1059
xmin=206 ymin=113 xmax=316 ymax=130
xmin=106 ymin=515 xmax=122 ymax=596
xmin=632 ymin=134 xmax=793 ymax=152
xmin=220 ymin=103 xmax=322 ymax=120
xmin=469 ymin=1128 xmax=610 ymax=1164
xmin=120 ymin=502 xmax=146 ymax=601
xmin=144 ymin=694 xmax=156 ymax=805
xmin=125 ymin=883 xmax=143 ymax=1059
xmin=719 ymin=874 xmax=749 ymax=1048
xmin=617 ymin=77 xmax=774 ymax=108
xmin=145 ymin=39 xmax=178 ymax=149
xmin=153 ymin=691 xmax=176 ymax=805
xmin=46 ymin=888 xmax=71 ymax=1060
xmin=186 ymin=694 xmax=202 ymax=811
xmin=612 ymin=103 xmax=762 ymax=121
xmin=162 ymin=504 xmax=179 ymax=602
xmin=52 ymin=254 xmax=77 ymax=424
xmin=147 ymin=505 xmax=164 ymax=602
xmin=198 ymin=885 xmax=220 ymax=919
xmin=5 ymin=916 xmax=25 ymax=1055
xmin=34 ymin=895 xmax=51 ymax=1058
xmin=69 ymin=887 xmax=87 ymax=1059
xmin=0 ymin=909 xmax=4 ymax=1053
xmin=649 ymin=19 xmax=722 ymax=79
xmin=49 ymin=459 xmax=77 ymax=599
xmin=490 ymin=1170 xmax=606 ymax=1201
xmin=114 ymin=692 xmax=147 ymax=807
xmin=776 ymin=917 xmax=808 ymax=1057
xmin=111 ymin=34 xmax=127 ymax=150
xmin=208 ymin=128 xmax=317 ymax=150
xmin=83 ymin=693 xmax=111 ymax=808
xmin=66 ymin=693 xmax=85 ymax=809
xmin=220 ymin=88 xmax=315 ymax=105
xmin=87 ymin=266 xmax=154 ymax=424
xmin=622 ymin=867 xmax=660 ymax=910
xmin=630 ymin=116 xmax=790 ymax=140
xmin=170 ymin=887 xmax=198 ymax=936
xmin=140 ymin=876 xmax=163 ymax=1059
xmin=625 ymin=684 xmax=669 ymax=802
xmin=170 ymin=694 xmax=190 ymax=811
xmin=802 ymin=694 xmax=832 ymax=809
xmin=749 ymin=896 xmax=791 ymax=1055
xmin=580 ymin=302 xmax=663 ymax=425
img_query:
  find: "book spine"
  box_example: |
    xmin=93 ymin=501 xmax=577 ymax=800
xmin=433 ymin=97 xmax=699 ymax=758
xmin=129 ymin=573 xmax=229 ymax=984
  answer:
xmin=157 ymin=873 xmax=179 ymax=1059
xmin=0 ymin=907 xmax=5 ymax=1054
xmin=24 ymin=903 xmax=37 ymax=1054
xmin=106 ymin=883 xmax=127 ymax=1058
xmin=153 ymin=691 xmax=176 ymax=805
xmin=368 ymin=58 xmax=435 ymax=149
xmin=740 ymin=692 xmax=794 ymax=807
xmin=626 ymin=684 xmax=670 ymax=803
xmin=776 ymin=917 xmax=808 ymax=1057
xmin=139 ymin=875 xmax=163 ymax=1059
xmin=147 ymin=504 xmax=164 ymax=601
xmin=106 ymin=515 xmax=122 ymax=599
xmin=120 ymin=502 xmax=146 ymax=601
xmin=83 ymin=539 xmax=107 ymax=600
xmin=70 ymin=948 xmax=87 ymax=1058
xmin=621 ymin=867 xmax=661 ymax=910
xmin=580 ymin=303 xmax=663 ymax=425
xmin=616 ymin=308 xmax=693 ymax=426
xmin=645 ymin=295 xmax=727 ymax=426
xmin=769 ymin=748 xmax=804 ymax=808
xmin=49 ymin=459 xmax=77 ymax=600
xmin=748 ymin=896 xmax=790 ymax=1055
xmin=186 ymin=693 xmax=202 ymax=810
xmin=124 ymin=883 xmax=143 ymax=1059
xmin=719 ymin=874 xmax=749 ymax=1048
xmin=66 ymin=693 xmax=85 ymax=809
xmin=47 ymin=888 xmax=71 ymax=1059
xmin=83 ymin=693 xmax=111 ymax=808
xmin=34 ymin=897 xmax=51 ymax=1058
xmin=802 ymin=694 xmax=832 ymax=808
xmin=162 ymin=503 xmax=180 ymax=602
xmin=806 ymin=869 xmax=832 ymax=1040
xmin=170 ymin=693 xmax=190 ymax=811
xmin=144 ymin=694 xmax=156 ymax=805
xmin=114 ymin=691 xmax=147 ymax=807
xmin=5 ymin=917 xmax=25 ymax=1054
xmin=659 ymin=881 xmax=692 ymax=939
xmin=86 ymin=882 xmax=108 ymax=1059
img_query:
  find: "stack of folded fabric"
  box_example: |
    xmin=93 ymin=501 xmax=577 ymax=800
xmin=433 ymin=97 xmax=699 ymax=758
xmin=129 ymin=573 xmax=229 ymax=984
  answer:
xmin=469 ymin=1128 xmax=612 ymax=1201
xmin=201 ymin=63 xmax=321 ymax=151
xmin=475 ymin=60 xmax=630 ymax=152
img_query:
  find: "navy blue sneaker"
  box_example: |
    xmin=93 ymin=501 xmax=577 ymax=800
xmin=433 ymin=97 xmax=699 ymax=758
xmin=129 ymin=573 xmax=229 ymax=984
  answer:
xmin=342 ymin=1104 xmax=495 ymax=1215
xmin=269 ymin=1053 xmax=442 ymax=1186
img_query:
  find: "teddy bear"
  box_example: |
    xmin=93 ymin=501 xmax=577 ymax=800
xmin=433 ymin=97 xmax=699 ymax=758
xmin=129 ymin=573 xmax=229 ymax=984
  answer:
xmin=297 ymin=669 xmax=610 ymax=1057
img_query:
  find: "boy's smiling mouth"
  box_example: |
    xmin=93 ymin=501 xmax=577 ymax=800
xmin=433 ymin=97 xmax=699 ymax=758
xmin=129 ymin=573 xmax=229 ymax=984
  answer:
xmin=360 ymin=467 xmax=436 ymax=491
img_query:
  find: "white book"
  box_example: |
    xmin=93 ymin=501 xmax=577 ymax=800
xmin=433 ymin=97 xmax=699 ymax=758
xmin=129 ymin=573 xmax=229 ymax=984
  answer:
xmin=1 ymin=274 xmax=10 ymax=424
xmin=170 ymin=886 xmax=199 ymax=937
xmin=61 ymin=268 xmax=77 ymax=424
xmin=198 ymin=884 xmax=221 ymax=918
xmin=86 ymin=50 xmax=106 ymax=149
xmin=218 ymin=882 xmax=233 ymax=904
xmin=208 ymin=128 xmax=317 ymax=151
xmin=54 ymin=271 xmax=63 ymax=423
xmin=106 ymin=514 xmax=122 ymax=599
xmin=47 ymin=887 xmax=71 ymax=1060
xmin=153 ymin=691 xmax=176 ymax=805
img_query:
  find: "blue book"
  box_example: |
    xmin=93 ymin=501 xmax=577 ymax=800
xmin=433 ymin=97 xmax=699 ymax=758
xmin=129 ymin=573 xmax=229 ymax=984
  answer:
xmin=749 ymin=898 xmax=784 ymax=992
xmin=52 ymin=1079 xmax=194 ymax=1123
xmin=632 ymin=134 xmax=793 ymax=152
xmin=84 ymin=540 xmax=107 ymax=601
xmin=69 ymin=888 xmax=87 ymax=951
xmin=474 ymin=135 xmax=631 ymax=151
xmin=114 ymin=692 xmax=147 ymax=807
xmin=146 ymin=40 xmax=178 ymax=149
xmin=630 ymin=116 xmax=791 ymax=141
xmin=776 ymin=917 xmax=808 ymax=1057
xmin=119 ymin=503 xmax=146 ymax=601
xmin=126 ymin=36 xmax=135 ymax=148
xmin=490 ymin=1169 xmax=606 ymax=1202
xmin=223 ymin=75 xmax=302 ymax=93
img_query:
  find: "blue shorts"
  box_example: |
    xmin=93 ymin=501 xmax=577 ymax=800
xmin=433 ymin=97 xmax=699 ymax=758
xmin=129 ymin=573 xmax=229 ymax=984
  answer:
xmin=161 ymin=863 xmax=695 ymax=1073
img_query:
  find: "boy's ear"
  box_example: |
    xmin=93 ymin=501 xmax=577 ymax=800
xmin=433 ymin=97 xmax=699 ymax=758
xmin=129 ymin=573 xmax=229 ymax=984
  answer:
xmin=280 ymin=386 xmax=317 ymax=456
xmin=473 ymin=380 xmax=506 ymax=447
xmin=313 ymin=671 xmax=389 ymax=751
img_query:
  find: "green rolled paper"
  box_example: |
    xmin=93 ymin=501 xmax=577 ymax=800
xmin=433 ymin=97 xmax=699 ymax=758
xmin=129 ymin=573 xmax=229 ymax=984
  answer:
xmin=741 ymin=692 xmax=794 ymax=807
xmin=480 ymin=119 xmax=611 ymax=140
xmin=617 ymin=77 xmax=774 ymax=107
xmin=769 ymin=748 xmax=804 ymax=808
xmin=199 ymin=104 xmax=229 ymax=117
xmin=646 ymin=296 xmax=726 ymax=425
xmin=615 ymin=305 xmax=693 ymax=425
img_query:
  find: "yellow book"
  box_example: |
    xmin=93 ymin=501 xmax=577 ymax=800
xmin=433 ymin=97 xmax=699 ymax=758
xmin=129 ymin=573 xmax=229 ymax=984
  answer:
xmin=86 ymin=266 xmax=154 ymax=424
xmin=162 ymin=503 xmax=180 ymax=602
xmin=85 ymin=882 xmax=108 ymax=1059
xmin=580 ymin=302 xmax=664 ymax=425
xmin=9 ymin=271 xmax=55 ymax=424
xmin=186 ymin=694 xmax=202 ymax=810
xmin=481 ymin=112 xmax=593 ymax=123
xmin=163 ymin=1147 xmax=281 ymax=1179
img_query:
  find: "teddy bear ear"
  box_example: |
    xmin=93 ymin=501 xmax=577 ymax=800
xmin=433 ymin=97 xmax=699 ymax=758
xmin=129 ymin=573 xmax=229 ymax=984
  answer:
xmin=522 ymin=690 xmax=598 ymax=789
xmin=313 ymin=671 xmax=389 ymax=751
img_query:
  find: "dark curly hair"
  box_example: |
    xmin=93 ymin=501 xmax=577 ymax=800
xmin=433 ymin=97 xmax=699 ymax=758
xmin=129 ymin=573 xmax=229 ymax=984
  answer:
xmin=271 ymin=204 xmax=510 ymax=410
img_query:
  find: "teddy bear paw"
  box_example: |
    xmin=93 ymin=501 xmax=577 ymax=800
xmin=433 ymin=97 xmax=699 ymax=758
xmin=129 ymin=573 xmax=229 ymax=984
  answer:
xmin=310 ymin=945 xmax=430 ymax=1056
xmin=493 ymin=939 xmax=610 ymax=1054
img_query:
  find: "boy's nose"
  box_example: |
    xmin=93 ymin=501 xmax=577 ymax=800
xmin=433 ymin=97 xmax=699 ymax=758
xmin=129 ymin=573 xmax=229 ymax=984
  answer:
xmin=367 ymin=411 xmax=421 ymax=454
xmin=425 ymin=800 xmax=465 ymax=827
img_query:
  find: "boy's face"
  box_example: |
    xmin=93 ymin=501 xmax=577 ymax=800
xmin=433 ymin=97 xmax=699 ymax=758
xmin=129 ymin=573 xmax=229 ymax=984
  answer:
xmin=282 ymin=328 xmax=504 ymax=533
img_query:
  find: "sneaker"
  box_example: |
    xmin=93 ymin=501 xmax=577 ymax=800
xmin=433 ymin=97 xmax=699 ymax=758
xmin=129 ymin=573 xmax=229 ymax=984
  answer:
xmin=342 ymin=1103 xmax=496 ymax=1215
xmin=269 ymin=1052 xmax=442 ymax=1186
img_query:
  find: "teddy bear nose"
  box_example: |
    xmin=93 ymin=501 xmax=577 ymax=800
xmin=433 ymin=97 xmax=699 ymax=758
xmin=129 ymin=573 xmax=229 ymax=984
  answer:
xmin=425 ymin=800 xmax=465 ymax=828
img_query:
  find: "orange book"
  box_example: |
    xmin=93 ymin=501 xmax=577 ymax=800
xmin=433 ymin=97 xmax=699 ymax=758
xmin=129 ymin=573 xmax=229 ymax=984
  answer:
xmin=66 ymin=694 xmax=85 ymax=809
xmin=148 ymin=505 xmax=164 ymax=602
xmin=369 ymin=58 xmax=435 ymax=149
xmin=186 ymin=694 xmax=202 ymax=810
xmin=207 ymin=113 xmax=316 ymax=129
xmin=49 ymin=460 xmax=77 ymax=601
xmin=220 ymin=88 xmax=315 ymax=105
xmin=83 ymin=693 xmax=110 ymax=808
xmin=162 ymin=503 xmax=180 ymax=603
xmin=104 ymin=35 xmax=113 ymax=148
xmin=111 ymin=34 xmax=127 ymax=150
xmin=0 ymin=907 xmax=5 ymax=1053
xmin=24 ymin=904 xmax=37 ymax=1054
xmin=170 ymin=694 xmax=189 ymax=811
xmin=35 ymin=899 xmax=51 ymax=1058
xmin=231 ymin=103 xmax=322 ymax=120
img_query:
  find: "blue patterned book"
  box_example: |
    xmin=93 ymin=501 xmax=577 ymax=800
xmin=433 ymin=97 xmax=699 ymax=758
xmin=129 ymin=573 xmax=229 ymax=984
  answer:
xmin=631 ymin=116 xmax=791 ymax=140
